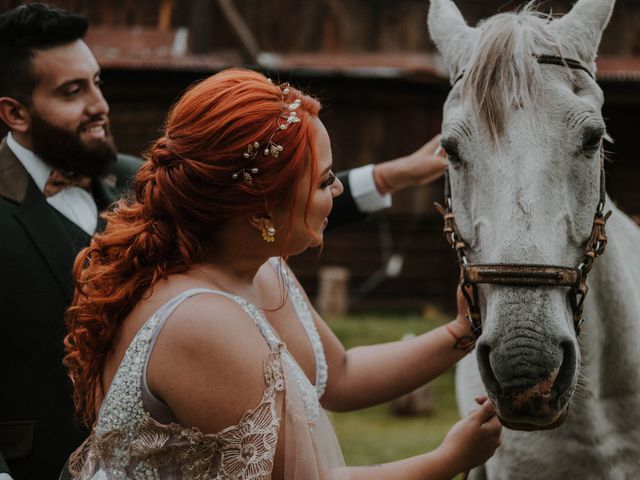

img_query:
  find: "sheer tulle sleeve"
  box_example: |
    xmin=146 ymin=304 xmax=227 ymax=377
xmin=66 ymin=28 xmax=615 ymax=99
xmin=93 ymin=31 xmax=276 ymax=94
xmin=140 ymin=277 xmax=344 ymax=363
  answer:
xmin=281 ymin=356 xmax=349 ymax=480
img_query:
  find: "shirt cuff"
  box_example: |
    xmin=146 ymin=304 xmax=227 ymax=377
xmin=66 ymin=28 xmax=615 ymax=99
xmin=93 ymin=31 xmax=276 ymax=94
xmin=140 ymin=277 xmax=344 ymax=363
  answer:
xmin=348 ymin=164 xmax=392 ymax=213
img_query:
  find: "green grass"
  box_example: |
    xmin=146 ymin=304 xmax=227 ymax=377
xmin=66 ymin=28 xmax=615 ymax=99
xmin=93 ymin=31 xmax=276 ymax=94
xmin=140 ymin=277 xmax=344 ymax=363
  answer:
xmin=326 ymin=314 xmax=463 ymax=468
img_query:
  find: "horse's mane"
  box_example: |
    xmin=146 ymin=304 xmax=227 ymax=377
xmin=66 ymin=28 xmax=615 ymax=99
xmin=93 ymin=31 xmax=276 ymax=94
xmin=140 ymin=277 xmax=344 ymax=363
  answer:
xmin=462 ymin=5 xmax=564 ymax=143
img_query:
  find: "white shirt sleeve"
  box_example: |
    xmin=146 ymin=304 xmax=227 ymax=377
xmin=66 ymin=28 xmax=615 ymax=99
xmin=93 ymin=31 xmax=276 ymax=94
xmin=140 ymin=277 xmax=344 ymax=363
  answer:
xmin=347 ymin=164 xmax=392 ymax=213
xmin=0 ymin=474 xmax=14 ymax=480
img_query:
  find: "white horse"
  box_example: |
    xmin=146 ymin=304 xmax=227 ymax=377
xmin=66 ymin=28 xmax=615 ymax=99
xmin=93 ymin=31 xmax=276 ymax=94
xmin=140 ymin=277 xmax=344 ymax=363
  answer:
xmin=428 ymin=0 xmax=640 ymax=478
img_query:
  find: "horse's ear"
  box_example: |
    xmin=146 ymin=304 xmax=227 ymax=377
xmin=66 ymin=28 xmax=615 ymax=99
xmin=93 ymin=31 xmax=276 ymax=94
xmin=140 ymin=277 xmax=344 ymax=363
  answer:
xmin=427 ymin=0 xmax=478 ymax=81
xmin=550 ymin=0 xmax=615 ymax=65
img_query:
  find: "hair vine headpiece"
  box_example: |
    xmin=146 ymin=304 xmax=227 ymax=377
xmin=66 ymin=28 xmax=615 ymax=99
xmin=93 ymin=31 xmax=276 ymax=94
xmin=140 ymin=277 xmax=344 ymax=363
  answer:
xmin=231 ymin=82 xmax=302 ymax=184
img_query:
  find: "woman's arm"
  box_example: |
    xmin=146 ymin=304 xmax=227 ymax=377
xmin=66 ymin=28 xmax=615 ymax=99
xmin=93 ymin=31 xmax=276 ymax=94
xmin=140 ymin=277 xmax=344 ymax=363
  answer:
xmin=278 ymin=260 xmax=472 ymax=411
xmin=318 ymin=289 xmax=473 ymax=411
xmin=345 ymin=399 xmax=501 ymax=480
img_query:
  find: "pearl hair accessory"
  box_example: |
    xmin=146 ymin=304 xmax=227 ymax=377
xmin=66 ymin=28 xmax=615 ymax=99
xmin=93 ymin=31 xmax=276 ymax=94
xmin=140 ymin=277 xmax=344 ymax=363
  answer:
xmin=232 ymin=82 xmax=303 ymax=184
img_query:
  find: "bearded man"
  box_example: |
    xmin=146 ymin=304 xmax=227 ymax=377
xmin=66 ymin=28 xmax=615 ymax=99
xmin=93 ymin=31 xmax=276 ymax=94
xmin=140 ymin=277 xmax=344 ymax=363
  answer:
xmin=0 ymin=4 xmax=451 ymax=479
xmin=0 ymin=4 xmax=141 ymax=479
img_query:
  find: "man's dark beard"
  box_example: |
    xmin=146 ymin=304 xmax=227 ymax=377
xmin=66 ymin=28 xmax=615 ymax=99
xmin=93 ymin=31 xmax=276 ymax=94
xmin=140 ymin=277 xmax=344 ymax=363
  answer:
xmin=29 ymin=112 xmax=117 ymax=178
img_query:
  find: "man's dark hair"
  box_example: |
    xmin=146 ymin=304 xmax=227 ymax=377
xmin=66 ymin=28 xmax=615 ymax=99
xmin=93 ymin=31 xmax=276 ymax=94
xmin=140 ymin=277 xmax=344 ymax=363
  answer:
xmin=0 ymin=3 xmax=88 ymax=103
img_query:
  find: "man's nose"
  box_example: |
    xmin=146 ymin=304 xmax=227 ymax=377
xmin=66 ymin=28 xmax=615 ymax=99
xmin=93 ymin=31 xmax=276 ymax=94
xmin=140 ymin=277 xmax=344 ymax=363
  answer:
xmin=85 ymin=85 xmax=109 ymax=117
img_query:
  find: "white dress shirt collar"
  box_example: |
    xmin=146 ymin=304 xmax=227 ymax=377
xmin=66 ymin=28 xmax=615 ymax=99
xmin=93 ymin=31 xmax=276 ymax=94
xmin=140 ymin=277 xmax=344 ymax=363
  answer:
xmin=6 ymin=131 xmax=98 ymax=235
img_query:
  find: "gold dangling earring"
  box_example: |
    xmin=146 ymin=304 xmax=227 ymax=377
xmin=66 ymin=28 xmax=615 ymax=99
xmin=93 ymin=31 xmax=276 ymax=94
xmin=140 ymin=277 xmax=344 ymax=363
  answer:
xmin=261 ymin=220 xmax=276 ymax=243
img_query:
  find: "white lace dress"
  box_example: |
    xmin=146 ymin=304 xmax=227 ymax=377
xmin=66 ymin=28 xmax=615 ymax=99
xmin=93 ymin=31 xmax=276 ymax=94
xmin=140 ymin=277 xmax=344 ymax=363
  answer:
xmin=68 ymin=263 xmax=346 ymax=480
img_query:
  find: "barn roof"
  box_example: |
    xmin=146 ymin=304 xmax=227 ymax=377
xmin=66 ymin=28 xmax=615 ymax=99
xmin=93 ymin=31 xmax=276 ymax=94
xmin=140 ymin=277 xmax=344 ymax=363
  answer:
xmin=86 ymin=26 xmax=640 ymax=83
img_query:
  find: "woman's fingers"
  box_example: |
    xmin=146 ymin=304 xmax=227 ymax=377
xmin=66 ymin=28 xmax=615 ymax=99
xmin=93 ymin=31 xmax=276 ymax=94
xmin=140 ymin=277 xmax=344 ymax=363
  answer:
xmin=473 ymin=398 xmax=498 ymax=423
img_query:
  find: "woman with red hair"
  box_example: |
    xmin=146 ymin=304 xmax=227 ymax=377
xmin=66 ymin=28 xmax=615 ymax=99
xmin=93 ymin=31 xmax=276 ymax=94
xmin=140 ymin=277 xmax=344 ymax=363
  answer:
xmin=63 ymin=68 xmax=500 ymax=479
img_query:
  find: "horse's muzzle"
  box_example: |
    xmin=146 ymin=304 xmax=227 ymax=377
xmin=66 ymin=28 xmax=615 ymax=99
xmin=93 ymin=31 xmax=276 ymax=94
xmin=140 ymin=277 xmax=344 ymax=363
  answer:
xmin=478 ymin=338 xmax=577 ymax=430
xmin=499 ymin=407 xmax=569 ymax=431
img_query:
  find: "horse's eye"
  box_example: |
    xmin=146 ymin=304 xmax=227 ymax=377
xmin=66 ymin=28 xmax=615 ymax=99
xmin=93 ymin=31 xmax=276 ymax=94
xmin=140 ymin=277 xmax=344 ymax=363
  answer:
xmin=582 ymin=128 xmax=604 ymax=155
xmin=441 ymin=139 xmax=463 ymax=168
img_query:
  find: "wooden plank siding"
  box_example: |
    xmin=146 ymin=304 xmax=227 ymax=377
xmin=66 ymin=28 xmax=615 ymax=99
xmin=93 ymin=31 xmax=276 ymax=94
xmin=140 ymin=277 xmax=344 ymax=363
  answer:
xmin=2 ymin=0 xmax=640 ymax=55
xmin=1 ymin=0 xmax=638 ymax=312
xmin=98 ymin=69 xmax=638 ymax=312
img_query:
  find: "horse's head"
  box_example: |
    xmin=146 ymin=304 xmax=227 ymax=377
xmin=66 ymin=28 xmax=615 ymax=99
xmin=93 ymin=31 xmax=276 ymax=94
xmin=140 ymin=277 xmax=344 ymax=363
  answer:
xmin=428 ymin=0 xmax=614 ymax=429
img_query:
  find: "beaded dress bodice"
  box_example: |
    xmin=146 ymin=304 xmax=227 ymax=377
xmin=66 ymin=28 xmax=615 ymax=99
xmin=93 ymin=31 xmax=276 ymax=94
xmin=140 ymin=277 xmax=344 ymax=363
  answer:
xmin=68 ymin=275 xmax=329 ymax=480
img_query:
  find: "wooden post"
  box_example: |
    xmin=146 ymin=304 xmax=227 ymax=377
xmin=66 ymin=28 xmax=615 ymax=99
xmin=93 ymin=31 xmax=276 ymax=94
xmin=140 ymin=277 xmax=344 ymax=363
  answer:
xmin=158 ymin=0 xmax=174 ymax=31
xmin=216 ymin=0 xmax=262 ymax=63
xmin=188 ymin=0 xmax=215 ymax=54
xmin=316 ymin=266 xmax=350 ymax=317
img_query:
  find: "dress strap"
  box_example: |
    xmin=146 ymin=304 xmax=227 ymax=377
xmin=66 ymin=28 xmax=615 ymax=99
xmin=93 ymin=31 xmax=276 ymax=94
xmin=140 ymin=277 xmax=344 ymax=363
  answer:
xmin=146 ymin=287 xmax=283 ymax=360
xmin=140 ymin=288 xmax=284 ymax=413
xmin=271 ymin=258 xmax=329 ymax=399
xmin=96 ymin=287 xmax=282 ymax=433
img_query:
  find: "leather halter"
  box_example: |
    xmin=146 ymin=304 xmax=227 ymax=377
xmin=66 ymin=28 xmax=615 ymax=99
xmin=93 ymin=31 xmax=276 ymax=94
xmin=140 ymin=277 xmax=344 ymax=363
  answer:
xmin=437 ymin=55 xmax=611 ymax=341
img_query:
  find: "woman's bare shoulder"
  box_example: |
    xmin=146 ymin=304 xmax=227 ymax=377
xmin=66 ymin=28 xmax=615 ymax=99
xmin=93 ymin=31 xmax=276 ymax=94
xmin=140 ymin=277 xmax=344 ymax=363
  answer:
xmin=157 ymin=289 xmax=270 ymax=363
xmin=147 ymin=288 xmax=276 ymax=433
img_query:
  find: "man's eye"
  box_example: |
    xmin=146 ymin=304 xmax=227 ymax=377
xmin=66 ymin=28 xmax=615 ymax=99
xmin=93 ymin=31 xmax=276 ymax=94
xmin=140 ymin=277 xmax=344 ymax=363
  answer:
xmin=320 ymin=171 xmax=336 ymax=189
xmin=64 ymin=88 xmax=81 ymax=97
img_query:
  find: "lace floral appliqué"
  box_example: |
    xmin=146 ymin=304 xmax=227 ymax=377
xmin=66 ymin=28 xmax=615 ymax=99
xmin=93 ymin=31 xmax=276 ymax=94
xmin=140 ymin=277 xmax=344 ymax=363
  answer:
xmin=70 ymin=352 xmax=285 ymax=479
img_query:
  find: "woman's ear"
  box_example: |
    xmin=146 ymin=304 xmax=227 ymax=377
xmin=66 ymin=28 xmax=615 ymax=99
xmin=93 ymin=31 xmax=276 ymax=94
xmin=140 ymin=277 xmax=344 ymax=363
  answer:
xmin=248 ymin=212 xmax=277 ymax=243
xmin=0 ymin=97 xmax=31 ymax=133
xmin=247 ymin=212 xmax=269 ymax=232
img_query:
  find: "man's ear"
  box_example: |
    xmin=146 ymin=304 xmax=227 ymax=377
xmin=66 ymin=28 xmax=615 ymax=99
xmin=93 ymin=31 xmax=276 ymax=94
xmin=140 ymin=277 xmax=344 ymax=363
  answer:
xmin=0 ymin=97 xmax=30 ymax=133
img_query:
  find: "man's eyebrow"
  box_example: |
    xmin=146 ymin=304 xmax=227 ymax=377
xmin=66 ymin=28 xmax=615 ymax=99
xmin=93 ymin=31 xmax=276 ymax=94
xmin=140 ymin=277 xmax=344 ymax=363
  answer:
xmin=53 ymin=72 xmax=101 ymax=92
xmin=53 ymin=78 xmax=85 ymax=92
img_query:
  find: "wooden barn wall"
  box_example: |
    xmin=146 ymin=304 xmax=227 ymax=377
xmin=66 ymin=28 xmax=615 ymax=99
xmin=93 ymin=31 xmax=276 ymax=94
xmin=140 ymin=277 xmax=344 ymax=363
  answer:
xmin=1 ymin=0 xmax=639 ymax=55
xmin=99 ymin=69 xmax=639 ymax=313
xmin=1 ymin=0 xmax=638 ymax=312
xmin=100 ymin=69 xmax=457 ymax=312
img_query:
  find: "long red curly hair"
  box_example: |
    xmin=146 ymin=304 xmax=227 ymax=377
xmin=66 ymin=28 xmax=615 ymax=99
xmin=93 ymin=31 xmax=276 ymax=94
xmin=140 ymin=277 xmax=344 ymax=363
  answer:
xmin=64 ymin=69 xmax=322 ymax=426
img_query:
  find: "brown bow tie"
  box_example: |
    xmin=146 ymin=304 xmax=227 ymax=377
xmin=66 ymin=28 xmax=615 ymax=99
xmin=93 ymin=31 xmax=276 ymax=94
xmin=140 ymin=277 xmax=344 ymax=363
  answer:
xmin=43 ymin=170 xmax=92 ymax=198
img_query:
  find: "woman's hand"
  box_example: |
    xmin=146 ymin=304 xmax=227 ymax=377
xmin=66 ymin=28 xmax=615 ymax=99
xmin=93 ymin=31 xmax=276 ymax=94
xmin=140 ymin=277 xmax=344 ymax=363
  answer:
xmin=445 ymin=286 xmax=474 ymax=347
xmin=437 ymin=397 xmax=502 ymax=473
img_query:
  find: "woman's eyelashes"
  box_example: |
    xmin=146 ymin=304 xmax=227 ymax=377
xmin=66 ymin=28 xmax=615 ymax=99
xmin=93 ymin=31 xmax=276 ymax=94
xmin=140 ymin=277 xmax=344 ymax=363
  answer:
xmin=320 ymin=171 xmax=336 ymax=189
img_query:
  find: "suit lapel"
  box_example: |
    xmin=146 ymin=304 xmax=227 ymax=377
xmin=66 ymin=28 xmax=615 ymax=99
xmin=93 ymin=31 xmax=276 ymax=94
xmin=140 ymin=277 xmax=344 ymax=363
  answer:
xmin=0 ymin=141 xmax=77 ymax=300
xmin=1 ymin=140 xmax=135 ymax=294
xmin=91 ymin=174 xmax=119 ymax=212
xmin=15 ymin=180 xmax=77 ymax=300
xmin=0 ymin=138 xmax=29 ymax=204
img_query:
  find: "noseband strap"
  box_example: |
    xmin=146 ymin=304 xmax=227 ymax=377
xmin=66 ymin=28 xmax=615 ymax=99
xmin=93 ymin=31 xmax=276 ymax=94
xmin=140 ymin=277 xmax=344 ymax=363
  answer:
xmin=438 ymin=55 xmax=611 ymax=341
xmin=464 ymin=264 xmax=580 ymax=287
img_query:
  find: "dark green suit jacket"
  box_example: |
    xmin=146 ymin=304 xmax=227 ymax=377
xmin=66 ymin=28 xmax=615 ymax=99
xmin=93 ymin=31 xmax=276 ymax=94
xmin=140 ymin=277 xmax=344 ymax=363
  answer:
xmin=0 ymin=138 xmax=141 ymax=479
xmin=329 ymin=171 xmax=368 ymax=229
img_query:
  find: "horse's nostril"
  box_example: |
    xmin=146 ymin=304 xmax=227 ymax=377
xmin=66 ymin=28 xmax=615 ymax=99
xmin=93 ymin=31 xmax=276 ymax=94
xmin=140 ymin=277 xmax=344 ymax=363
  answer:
xmin=555 ymin=340 xmax=577 ymax=398
xmin=476 ymin=342 xmax=502 ymax=395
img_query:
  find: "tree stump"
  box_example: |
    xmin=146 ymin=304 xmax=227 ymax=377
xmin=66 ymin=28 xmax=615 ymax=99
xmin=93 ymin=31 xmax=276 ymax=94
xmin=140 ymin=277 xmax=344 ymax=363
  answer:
xmin=316 ymin=266 xmax=350 ymax=316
